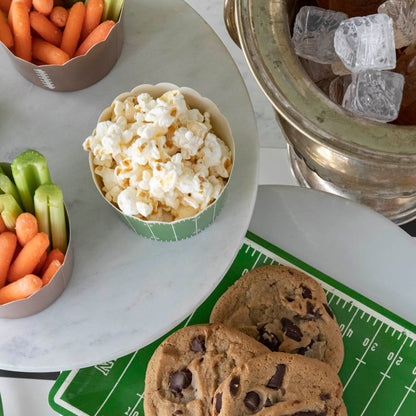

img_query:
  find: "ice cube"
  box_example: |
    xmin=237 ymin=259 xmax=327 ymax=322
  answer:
xmin=334 ymin=14 xmax=396 ymax=73
xmin=342 ymin=70 xmax=404 ymax=122
xmin=292 ymin=6 xmax=348 ymax=64
xmin=378 ymin=0 xmax=416 ymax=48
xmin=329 ymin=75 xmax=352 ymax=104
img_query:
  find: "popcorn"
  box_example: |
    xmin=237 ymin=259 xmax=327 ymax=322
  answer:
xmin=83 ymin=90 xmax=233 ymax=221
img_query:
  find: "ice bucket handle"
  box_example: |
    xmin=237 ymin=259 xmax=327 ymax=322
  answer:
xmin=224 ymin=0 xmax=240 ymax=47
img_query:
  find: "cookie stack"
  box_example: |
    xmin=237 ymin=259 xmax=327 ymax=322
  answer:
xmin=144 ymin=265 xmax=347 ymax=416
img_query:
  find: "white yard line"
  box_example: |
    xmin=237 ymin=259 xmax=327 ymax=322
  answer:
xmin=342 ymin=308 xmax=359 ymax=338
xmin=344 ymin=322 xmax=384 ymax=390
xmin=393 ymin=376 xmax=416 ymax=416
xmin=360 ymin=336 xmax=409 ymax=416
xmin=94 ymin=350 xmax=140 ymax=416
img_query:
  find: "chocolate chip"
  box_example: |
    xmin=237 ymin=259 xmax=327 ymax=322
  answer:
xmin=190 ymin=335 xmax=206 ymax=353
xmin=286 ymin=296 xmax=294 ymax=302
xmin=320 ymin=393 xmax=331 ymax=401
xmin=169 ymin=369 xmax=192 ymax=395
xmin=229 ymin=376 xmax=240 ymax=396
xmin=264 ymin=398 xmax=273 ymax=407
xmin=285 ymin=411 xmax=327 ymax=416
xmin=215 ymin=392 xmax=222 ymax=414
xmin=172 ymin=411 xmax=183 ymax=416
xmin=258 ymin=325 xmax=281 ymax=351
xmin=244 ymin=391 xmax=260 ymax=412
xmin=323 ymin=304 xmax=334 ymax=319
xmin=297 ymin=339 xmax=314 ymax=355
xmin=281 ymin=318 xmax=303 ymax=342
xmin=266 ymin=364 xmax=286 ymax=390
xmin=302 ymin=286 xmax=312 ymax=299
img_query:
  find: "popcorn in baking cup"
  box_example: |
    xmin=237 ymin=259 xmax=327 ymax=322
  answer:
xmin=0 ymin=154 xmax=73 ymax=319
xmin=84 ymin=83 xmax=235 ymax=241
xmin=0 ymin=1 xmax=124 ymax=92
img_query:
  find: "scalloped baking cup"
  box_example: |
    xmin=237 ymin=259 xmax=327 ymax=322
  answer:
xmin=0 ymin=8 xmax=124 ymax=92
xmin=0 ymin=164 xmax=73 ymax=319
xmin=88 ymin=83 xmax=235 ymax=242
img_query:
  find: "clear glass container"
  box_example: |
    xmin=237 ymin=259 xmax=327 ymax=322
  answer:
xmin=225 ymin=0 xmax=416 ymax=224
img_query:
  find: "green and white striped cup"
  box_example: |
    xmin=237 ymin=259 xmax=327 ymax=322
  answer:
xmin=88 ymin=83 xmax=235 ymax=242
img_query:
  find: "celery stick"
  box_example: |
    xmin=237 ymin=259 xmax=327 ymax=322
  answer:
xmin=0 ymin=174 xmax=23 ymax=206
xmin=34 ymin=184 xmax=68 ymax=253
xmin=0 ymin=194 xmax=23 ymax=231
xmin=11 ymin=150 xmax=52 ymax=213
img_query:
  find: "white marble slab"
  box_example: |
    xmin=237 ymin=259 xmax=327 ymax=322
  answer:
xmin=0 ymin=0 xmax=258 ymax=371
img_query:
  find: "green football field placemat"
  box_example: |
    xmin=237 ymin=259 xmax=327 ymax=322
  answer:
xmin=49 ymin=231 xmax=416 ymax=416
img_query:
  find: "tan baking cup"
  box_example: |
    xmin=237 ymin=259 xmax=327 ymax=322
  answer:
xmin=0 ymin=7 xmax=124 ymax=92
xmin=0 ymin=163 xmax=73 ymax=319
xmin=88 ymin=83 xmax=235 ymax=242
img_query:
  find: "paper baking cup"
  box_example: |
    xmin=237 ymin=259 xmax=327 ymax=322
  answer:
xmin=0 ymin=164 xmax=73 ymax=319
xmin=88 ymin=83 xmax=235 ymax=242
xmin=0 ymin=8 xmax=124 ymax=92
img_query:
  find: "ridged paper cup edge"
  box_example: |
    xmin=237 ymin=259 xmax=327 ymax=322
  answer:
xmin=0 ymin=207 xmax=73 ymax=319
xmin=88 ymin=83 xmax=235 ymax=242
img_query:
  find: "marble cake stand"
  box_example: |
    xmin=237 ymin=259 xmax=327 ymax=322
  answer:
xmin=0 ymin=0 xmax=258 ymax=371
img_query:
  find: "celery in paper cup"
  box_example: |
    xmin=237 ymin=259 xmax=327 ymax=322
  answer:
xmin=0 ymin=163 xmax=73 ymax=319
xmin=87 ymin=83 xmax=235 ymax=242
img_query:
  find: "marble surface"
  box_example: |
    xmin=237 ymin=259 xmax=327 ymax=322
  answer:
xmin=0 ymin=0 xmax=258 ymax=371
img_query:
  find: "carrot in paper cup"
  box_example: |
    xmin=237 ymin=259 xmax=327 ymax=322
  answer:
xmin=84 ymin=83 xmax=235 ymax=242
xmin=0 ymin=1 xmax=124 ymax=91
xmin=0 ymin=159 xmax=73 ymax=319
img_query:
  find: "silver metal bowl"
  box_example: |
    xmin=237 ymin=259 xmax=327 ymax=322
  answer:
xmin=225 ymin=0 xmax=416 ymax=224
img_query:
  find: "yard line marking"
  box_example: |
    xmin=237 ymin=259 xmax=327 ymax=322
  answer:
xmin=342 ymin=308 xmax=358 ymax=338
xmin=94 ymin=350 xmax=139 ymax=416
xmin=397 ymin=332 xmax=402 ymax=341
xmin=344 ymin=322 xmax=383 ymax=390
xmin=393 ymin=376 xmax=416 ymax=416
xmin=129 ymin=392 xmax=144 ymax=415
xmin=410 ymin=339 xmax=415 ymax=347
xmin=360 ymin=336 xmax=408 ymax=416
xmin=385 ymin=326 xmax=390 ymax=333
xmin=373 ymin=318 xmax=378 ymax=326
xmin=327 ymin=292 xmax=336 ymax=305
xmin=184 ymin=309 xmax=196 ymax=327
xmin=245 ymin=245 xmax=250 ymax=253
xmin=361 ymin=311 xmax=366 ymax=319
xmin=251 ymin=252 xmax=262 ymax=269
xmin=336 ymin=297 xmax=341 ymax=305
xmin=392 ymin=329 xmax=397 ymax=337
xmin=380 ymin=371 xmax=391 ymax=379
xmin=367 ymin=315 xmax=372 ymax=323
xmin=349 ymin=303 xmax=355 ymax=312
xmin=355 ymin=358 xmax=366 ymax=365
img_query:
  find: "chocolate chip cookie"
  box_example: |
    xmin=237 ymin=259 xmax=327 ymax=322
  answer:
xmin=143 ymin=323 xmax=270 ymax=416
xmin=213 ymin=352 xmax=347 ymax=416
xmin=209 ymin=265 xmax=344 ymax=371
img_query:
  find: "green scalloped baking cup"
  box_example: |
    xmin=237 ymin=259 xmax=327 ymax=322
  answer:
xmin=87 ymin=83 xmax=235 ymax=242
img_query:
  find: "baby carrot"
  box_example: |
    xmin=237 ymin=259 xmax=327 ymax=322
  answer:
xmin=8 ymin=0 xmax=32 ymax=29
xmin=15 ymin=212 xmax=38 ymax=247
xmin=80 ymin=0 xmax=103 ymax=41
xmin=30 ymin=10 xmax=62 ymax=46
xmin=41 ymin=247 xmax=64 ymax=274
xmin=41 ymin=258 xmax=61 ymax=286
xmin=0 ymin=215 xmax=6 ymax=233
xmin=0 ymin=11 xmax=13 ymax=49
xmin=60 ymin=1 xmax=85 ymax=57
xmin=49 ymin=6 xmax=67 ymax=27
xmin=11 ymin=1 xmax=32 ymax=61
xmin=0 ymin=0 xmax=11 ymax=14
xmin=32 ymin=0 xmax=53 ymax=15
xmin=7 ymin=232 xmax=49 ymax=282
xmin=75 ymin=19 xmax=114 ymax=56
xmin=0 ymin=274 xmax=42 ymax=304
xmin=0 ymin=232 xmax=17 ymax=289
xmin=32 ymin=37 xmax=70 ymax=64
xmin=33 ymin=249 xmax=47 ymax=275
